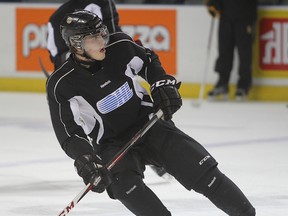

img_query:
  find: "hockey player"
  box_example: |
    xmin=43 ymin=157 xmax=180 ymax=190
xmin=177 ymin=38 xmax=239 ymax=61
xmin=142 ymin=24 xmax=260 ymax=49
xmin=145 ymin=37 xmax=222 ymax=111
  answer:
xmin=47 ymin=0 xmax=121 ymax=70
xmin=46 ymin=10 xmax=256 ymax=215
xmin=47 ymin=0 xmax=168 ymax=178
xmin=206 ymin=0 xmax=257 ymax=101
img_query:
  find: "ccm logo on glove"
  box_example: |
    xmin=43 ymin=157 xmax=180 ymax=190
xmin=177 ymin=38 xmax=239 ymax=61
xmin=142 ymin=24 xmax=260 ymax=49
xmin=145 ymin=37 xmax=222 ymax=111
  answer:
xmin=151 ymin=79 xmax=177 ymax=91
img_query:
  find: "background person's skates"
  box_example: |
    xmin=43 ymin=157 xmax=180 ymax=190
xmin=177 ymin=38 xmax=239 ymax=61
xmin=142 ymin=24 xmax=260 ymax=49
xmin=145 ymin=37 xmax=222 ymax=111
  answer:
xmin=207 ymin=85 xmax=229 ymax=101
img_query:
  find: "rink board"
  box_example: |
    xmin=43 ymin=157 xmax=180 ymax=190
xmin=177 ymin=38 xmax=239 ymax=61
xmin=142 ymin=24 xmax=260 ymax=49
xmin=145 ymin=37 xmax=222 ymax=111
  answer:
xmin=0 ymin=77 xmax=287 ymax=101
xmin=0 ymin=4 xmax=287 ymax=101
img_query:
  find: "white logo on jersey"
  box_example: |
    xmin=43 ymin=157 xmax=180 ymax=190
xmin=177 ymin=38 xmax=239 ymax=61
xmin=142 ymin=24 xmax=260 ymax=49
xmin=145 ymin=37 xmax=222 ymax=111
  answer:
xmin=97 ymin=82 xmax=133 ymax=114
xmin=100 ymin=80 xmax=111 ymax=88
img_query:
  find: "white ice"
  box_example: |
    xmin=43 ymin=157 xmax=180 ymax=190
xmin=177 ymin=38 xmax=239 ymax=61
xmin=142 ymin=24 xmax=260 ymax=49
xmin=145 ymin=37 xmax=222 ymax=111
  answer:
xmin=0 ymin=92 xmax=287 ymax=216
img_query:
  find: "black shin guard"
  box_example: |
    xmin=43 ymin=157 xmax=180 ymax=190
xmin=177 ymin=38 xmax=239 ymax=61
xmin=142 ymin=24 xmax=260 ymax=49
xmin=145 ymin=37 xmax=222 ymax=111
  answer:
xmin=108 ymin=171 xmax=171 ymax=216
xmin=193 ymin=167 xmax=255 ymax=216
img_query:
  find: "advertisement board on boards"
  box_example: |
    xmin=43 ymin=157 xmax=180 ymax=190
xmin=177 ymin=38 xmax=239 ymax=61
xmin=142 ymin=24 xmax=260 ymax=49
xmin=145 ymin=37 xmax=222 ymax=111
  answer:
xmin=16 ymin=8 xmax=176 ymax=75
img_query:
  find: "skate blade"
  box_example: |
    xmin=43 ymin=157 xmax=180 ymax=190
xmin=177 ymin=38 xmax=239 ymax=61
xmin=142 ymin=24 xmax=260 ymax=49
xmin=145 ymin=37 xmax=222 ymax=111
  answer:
xmin=207 ymin=94 xmax=229 ymax=101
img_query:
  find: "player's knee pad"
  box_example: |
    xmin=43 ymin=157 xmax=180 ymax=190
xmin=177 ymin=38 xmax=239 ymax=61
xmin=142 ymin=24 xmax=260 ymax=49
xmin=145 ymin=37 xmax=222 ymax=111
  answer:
xmin=192 ymin=166 xmax=223 ymax=197
xmin=107 ymin=170 xmax=145 ymax=200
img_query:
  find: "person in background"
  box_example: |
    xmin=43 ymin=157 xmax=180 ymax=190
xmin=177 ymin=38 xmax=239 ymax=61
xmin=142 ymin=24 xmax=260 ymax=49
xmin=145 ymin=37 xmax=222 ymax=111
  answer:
xmin=47 ymin=0 xmax=121 ymax=70
xmin=206 ymin=0 xmax=257 ymax=101
xmin=46 ymin=10 xmax=256 ymax=216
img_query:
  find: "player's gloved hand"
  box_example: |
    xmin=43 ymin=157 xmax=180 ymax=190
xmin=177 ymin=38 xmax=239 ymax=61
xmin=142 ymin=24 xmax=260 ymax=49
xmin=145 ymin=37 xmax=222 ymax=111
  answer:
xmin=74 ymin=153 xmax=111 ymax=193
xmin=205 ymin=0 xmax=221 ymax=18
xmin=151 ymin=75 xmax=182 ymax=121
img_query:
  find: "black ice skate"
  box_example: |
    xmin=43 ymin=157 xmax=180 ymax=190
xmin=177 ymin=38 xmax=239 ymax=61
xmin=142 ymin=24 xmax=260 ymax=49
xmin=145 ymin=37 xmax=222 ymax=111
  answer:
xmin=207 ymin=86 xmax=229 ymax=101
xmin=150 ymin=165 xmax=173 ymax=180
xmin=235 ymin=88 xmax=248 ymax=101
xmin=151 ymin=166 xmax=167 ymax=177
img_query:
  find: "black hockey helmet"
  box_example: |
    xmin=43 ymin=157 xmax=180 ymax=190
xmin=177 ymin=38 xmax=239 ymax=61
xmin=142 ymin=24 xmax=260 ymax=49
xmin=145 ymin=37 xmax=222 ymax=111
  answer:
xmin=60 ymin=10 xmax=109 ymax=53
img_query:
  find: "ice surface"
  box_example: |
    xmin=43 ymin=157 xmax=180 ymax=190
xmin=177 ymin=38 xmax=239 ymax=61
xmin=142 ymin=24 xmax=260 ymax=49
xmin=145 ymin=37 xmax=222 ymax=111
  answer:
xmin=0 ymin=92 xmax=287 ymax=215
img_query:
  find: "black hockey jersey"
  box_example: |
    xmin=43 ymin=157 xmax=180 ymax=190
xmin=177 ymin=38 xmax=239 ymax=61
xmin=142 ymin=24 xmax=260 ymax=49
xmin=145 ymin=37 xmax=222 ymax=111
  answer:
xmin=46 ymin=32 xmax=166 ymax=160
xmin=47 ymin=0 xmax=121 ymax=69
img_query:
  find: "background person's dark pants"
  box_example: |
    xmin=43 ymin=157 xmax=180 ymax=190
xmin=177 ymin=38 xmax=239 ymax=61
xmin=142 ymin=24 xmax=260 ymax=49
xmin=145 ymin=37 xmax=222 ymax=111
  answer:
xmin=215 ymin=18 xmax=254 ymax=91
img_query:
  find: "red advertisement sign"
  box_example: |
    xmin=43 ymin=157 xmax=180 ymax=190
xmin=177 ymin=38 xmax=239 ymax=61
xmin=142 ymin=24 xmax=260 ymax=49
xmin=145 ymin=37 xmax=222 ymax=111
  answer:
xmin=259 ymin=18 xmax=288 ymax=71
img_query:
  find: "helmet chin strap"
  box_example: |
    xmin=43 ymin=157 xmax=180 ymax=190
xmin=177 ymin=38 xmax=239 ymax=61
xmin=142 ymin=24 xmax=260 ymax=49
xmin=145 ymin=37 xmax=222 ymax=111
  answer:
xmin=73 ymin=54 xmax=96 ymax=69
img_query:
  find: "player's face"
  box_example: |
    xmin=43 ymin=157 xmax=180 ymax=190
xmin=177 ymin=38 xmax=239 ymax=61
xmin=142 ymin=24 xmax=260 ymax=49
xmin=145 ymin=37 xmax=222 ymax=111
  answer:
xmin=81 ymin=27 xmax=109 ymax=61
xmin=82 ymin=35 xmax=107 ymax=60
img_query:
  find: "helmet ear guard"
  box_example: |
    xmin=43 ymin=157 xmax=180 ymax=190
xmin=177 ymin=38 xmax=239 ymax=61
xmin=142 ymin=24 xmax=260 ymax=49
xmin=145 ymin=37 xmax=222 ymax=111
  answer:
xmin=69 ymin=34 xmax=83 ymax=49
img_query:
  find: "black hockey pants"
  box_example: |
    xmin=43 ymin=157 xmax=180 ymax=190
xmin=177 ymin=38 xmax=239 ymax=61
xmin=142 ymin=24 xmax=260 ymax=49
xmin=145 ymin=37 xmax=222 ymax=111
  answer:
xmin=100 ymin=120 xmax=255 ymax=216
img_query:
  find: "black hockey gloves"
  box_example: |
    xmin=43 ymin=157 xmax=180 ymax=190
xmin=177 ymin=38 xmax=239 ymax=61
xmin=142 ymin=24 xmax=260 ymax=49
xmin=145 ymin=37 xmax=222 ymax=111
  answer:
xmin=206 ymin=0 xmax=222 ymax=17
xmin=74 ymin=153 xmax=111 ymax=193
xmin=151 ymin=75 xmax=182 ymax=121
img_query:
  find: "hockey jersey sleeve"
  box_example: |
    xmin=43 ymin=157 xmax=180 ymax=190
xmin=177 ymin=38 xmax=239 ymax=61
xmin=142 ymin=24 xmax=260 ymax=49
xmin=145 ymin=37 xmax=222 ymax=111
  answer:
xmin=143 ymin=48 xmax=168 ymax=84
xmin=132 ymin=40 xmax=169 ymax=85
xmin=46 ymin=78 xmax=94 ymax=160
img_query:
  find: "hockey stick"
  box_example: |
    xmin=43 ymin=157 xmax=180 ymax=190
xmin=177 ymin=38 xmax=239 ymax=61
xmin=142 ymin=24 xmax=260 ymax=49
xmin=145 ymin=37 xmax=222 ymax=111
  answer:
xmin=57 ymin=109 xmax=164 ymax=216
xmin=193 ymin=17 xmax=215 ymax=107
xmin=38 ymin=57 xmax=50 ymax=78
